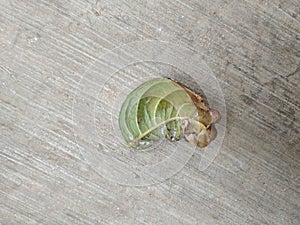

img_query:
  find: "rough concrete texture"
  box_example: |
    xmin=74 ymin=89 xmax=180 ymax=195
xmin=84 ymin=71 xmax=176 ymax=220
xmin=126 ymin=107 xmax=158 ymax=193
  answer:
xmin=1 ymin=0 xmax=299 ymax=224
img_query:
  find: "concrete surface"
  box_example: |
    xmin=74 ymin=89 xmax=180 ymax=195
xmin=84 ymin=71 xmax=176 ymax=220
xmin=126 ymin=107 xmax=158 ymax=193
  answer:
xmin=1 ymin=0 xmax=299 ymax=224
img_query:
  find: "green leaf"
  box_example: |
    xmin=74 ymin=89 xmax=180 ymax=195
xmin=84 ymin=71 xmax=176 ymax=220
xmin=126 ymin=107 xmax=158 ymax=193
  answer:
xmin=118 ymin=77 xmax=220 ymax=148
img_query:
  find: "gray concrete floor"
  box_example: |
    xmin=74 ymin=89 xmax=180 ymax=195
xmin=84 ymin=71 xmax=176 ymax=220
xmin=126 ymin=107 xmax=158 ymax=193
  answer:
xmin=1 ymin=0 xmax=299 ymax=224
